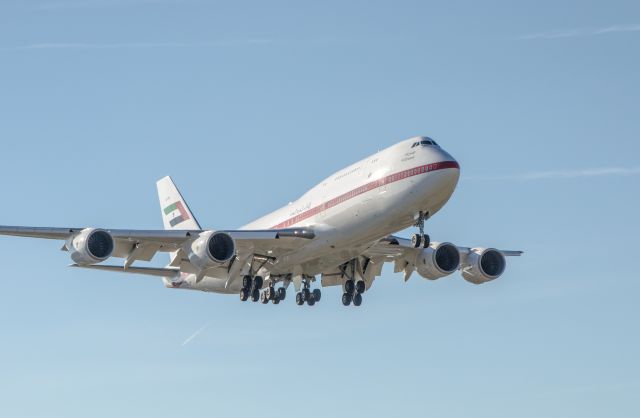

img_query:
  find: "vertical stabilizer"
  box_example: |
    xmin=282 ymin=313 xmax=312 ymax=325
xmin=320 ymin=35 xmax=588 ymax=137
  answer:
xmin=156 ymin=176 xmax=201 ymax=230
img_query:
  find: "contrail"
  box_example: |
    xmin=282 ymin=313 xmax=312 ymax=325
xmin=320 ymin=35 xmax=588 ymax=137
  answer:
xmin=181 ymin=322 xmax=211 ymax=346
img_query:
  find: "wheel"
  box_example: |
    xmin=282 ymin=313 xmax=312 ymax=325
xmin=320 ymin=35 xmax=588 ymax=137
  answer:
xmin=265 ymin=286 xmax=274 ymax=300
xmin=239 ymin=288 xmax=249 ymax=302
xmin=353 ymin=293 xmax=362 ymax=306
xmin=296 ymin=292 xmax=304 ymax=306
xmin=411 ymin=233 xmax=422 ymax=248
xmin=242 ymin=275 xmax=252 ymax=289
xmin=260 ymin=291 xmax=269 ymax=304
xmin=272 ymin=295 xmax=280 ymax=304
xmin=301 ymin=288 xmax=311 ymax=301
xmin=344 ymin=280 xmax=355 ymax=294
xmin=342 ymin=292 xmax=352 ymax=306
xmin=277 ymin=287 xmax=286 ymax=301
xmin=312 ymin=288 xmax=322 ymax=302
xmin=253 ymin=276 xmax=264 ymax=289
xmin=307 ymin=295 xmax=316 ymax=306
xmin=355 ymin=281 xmax=365 ymax=294
xmin=422 ymin=234 xmax=431 ymax=248
xmin=251 ymin=288 xmax=260 ymax=302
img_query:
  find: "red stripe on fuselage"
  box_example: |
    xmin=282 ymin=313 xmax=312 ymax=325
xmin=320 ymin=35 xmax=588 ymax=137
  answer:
xmin=271 ymin=160 xmax=459 ymax=229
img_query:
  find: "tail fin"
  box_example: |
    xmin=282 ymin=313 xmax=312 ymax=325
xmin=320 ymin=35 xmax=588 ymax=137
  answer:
xmin=156 ymin=176 xmax=202 ymax=230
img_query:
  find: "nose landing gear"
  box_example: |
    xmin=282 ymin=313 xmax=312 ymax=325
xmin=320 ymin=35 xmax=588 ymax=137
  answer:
xmin=411 ymin=211 xmax=430 ymax=248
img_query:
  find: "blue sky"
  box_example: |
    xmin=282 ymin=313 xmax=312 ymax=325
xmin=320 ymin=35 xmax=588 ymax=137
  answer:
xmin=0 ymin=1 xmax=639 ymax=417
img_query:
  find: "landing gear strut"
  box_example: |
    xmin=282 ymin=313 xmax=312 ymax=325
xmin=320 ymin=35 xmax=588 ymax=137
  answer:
xmin=411 ymin=211 xmax=430 ymax=248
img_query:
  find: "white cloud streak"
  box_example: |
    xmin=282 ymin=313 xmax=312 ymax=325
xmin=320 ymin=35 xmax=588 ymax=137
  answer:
xmin=181 ymin=322 xmax=211 ymax=347
xmin=464 ymin=167 xmax=640 ymax=181
xmin=521 ymin=24 xmax=640 ymax=40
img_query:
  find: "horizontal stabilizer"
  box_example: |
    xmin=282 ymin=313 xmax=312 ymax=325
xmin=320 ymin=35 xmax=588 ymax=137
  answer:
xmin=70 ymin=264 xmax=180 ymax=278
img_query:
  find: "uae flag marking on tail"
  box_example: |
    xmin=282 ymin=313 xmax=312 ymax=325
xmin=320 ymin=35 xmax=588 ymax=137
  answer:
xmin=164 ymin=201 xmax=190 ymax=227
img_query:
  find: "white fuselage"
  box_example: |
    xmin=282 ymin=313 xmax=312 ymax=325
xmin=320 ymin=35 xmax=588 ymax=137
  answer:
xmin=182 ymin=137 xmax=460 ymax=293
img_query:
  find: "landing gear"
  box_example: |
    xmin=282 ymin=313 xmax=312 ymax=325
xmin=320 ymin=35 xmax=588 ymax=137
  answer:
xmin=263 ymin=282 xmax=285 ymax=305
xmin=412 ymin=211 xmax=430 ymax=248
xmin=295 ymin=277 xmax=321 ymax=307
xmin=240 ymin=274 xmax=264 ymax=303
xmin=339 ymin=260 xmax=367 ymax=307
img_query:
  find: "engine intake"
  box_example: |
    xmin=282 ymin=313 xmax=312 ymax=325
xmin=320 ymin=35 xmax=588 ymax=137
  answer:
xmin=461 ymin=248 xmax=506 ymax=284
xmin=187 ymin=231 xmax=236 ymax=269
xmin=67 ymin=228 xmax=114 ymax=265
xmin=415 ymin=242 xmax=461 ymax=280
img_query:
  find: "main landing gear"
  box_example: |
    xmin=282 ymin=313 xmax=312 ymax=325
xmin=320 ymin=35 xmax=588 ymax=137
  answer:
xmin=339 ymin=260 xmax=366 ymax=307
xmin=295 ymin=277 xmax=321 ymax=307
xmin=239 ymin=274 xmax=262 ymax=302
xmin=261 ymin=283 xmax=287 ymax=305
xmin=411 ymin=210 xmax=430 ymax=248
xmin=240 ymin=275 xmax=287 ymax=305
xmin=341 ymin=279 xmax=365 ymax=307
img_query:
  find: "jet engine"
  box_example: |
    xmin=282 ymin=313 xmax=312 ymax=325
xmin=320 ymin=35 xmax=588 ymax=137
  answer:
xmin=415 ymin=242 xmax=461 ymax=280
xmin=461 ymin=248 xmax=506 ymax=284
xmin=67 ymin=228 xmax=115 ymax=265
xmin=187 ymin=231 xmax=236 ymax=269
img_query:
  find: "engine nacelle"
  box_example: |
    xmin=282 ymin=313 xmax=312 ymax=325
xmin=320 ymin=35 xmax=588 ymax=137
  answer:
xmin=461 ymin=248 xmax=506 ymax=284
xmin=187 ymin=231 xmax=236 ymax=270
xmin=415 ymin=242 xmax=461 ymax=280
xmin=67 ymin=228 xmax=114 ymax=265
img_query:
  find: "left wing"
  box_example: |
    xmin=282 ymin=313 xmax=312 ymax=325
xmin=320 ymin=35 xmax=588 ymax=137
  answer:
xmin=0 ymin=225 xmax=314 ymax=270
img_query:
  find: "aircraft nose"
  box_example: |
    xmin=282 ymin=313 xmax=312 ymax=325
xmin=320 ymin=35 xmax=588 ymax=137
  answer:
xmin=428 ymin=147 xmax=460 ymax=183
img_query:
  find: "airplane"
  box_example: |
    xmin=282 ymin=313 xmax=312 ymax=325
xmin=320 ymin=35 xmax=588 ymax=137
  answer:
xmin=0 ymin=136 xmax=522 ymax=307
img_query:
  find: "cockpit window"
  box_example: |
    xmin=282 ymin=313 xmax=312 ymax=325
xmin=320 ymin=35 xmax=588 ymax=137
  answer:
xmin=412 ymin=137 xmax=439 ymax=148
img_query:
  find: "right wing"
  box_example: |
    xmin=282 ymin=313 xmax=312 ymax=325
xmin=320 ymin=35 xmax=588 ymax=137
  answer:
xmin=321 ymin=234 xmax=523 ymax=290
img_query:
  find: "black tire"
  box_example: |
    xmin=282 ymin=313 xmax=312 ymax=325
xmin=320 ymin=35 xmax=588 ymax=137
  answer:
xmin=296 ymin=292 xmax=304 ymax=306
xmin=277 ymin=287 xmax=286 ymax=301
xmin=253 ymin=276 xmax=264 ymax=289
xmin=411 ymin=233 xmax=422 ymax=248
xmin=242 ymin=275 xmax=252 ymax=289
xmin=260 ymin=291 xmax=269 ymax=304
xmin=342 ymin=292 xmax=352 ymax=306
xmin=307 ymin=296 xmax=316 ymax=306
xmin=272 ymin=295 xmax=280 ymax=304
xmin=344 ymin=280 xmax=355 ymax=294
xmin=239 ymin=288 xmax=249 ymax=302
xmin=265 ymin=286 xmax=274 ymax=300
xmin=353 ymin=293 xmax=363 ymax=306
xmin=312 ymin=288 xmax=322 ymax=302
xmin=355 ymin=281 xmax=365 ymax=294
xmin=301 ymin=288 xmax=311 ymax=301
xmin=422 ymin=234 xmax=431 ymax=248
xmin=251 ymin=288 xmax=260 ymax=302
